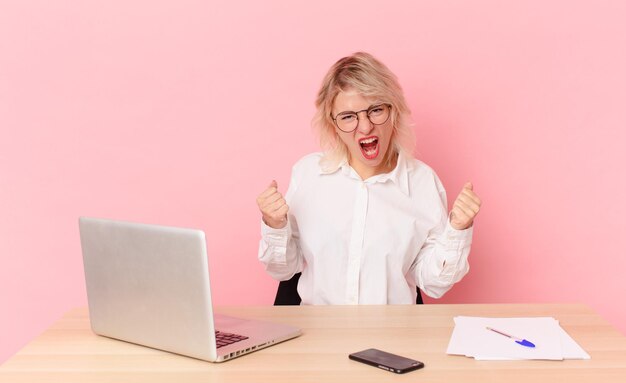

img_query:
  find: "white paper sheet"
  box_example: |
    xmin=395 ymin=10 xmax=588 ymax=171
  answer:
xmin=446 ymin=316 xmax=590 ymax=360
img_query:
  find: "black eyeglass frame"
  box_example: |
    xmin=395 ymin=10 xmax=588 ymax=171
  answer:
xmin=331 ymin=103 xmax=392 ymax=133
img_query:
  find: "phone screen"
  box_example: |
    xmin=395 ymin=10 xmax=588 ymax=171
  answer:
xmin=349 ymin=348 xmax=424 ymax=374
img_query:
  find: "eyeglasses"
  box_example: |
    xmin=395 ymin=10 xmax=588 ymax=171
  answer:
xmin=331 ymin=103 xmax=392 ymax=133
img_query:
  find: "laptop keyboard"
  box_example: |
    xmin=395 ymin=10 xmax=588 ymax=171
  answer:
xmin=215 ymin=331 xmax=249 ymax=349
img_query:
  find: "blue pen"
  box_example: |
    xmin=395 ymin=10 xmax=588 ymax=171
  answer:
xmin=486 ymin=327 xmax=536 ymax=348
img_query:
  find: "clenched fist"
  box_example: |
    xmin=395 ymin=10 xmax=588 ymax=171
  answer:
xmin=450 ymin=182 xmax=482 ymax=230
xmin=256 ymin=180 xmax=289 ymax=229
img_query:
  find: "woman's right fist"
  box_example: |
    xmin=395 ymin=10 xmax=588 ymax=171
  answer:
xmin=256 ymin=180 xmax=289 ymax=229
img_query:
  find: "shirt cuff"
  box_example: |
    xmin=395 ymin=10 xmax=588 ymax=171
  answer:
xmin=438 ymin=220 xmax=473 ymax=271
xmin=442 ymin=214 xmax=473 ymax=250
xmin=260 ymin=219 xmax=291 ymax=265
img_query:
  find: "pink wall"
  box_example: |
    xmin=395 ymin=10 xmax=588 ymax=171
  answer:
xmin=1 ymin=0 xmax=625 ymax=363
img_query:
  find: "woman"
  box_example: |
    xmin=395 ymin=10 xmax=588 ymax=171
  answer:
xmin=257 ymin=52 xmax=481 ymax=305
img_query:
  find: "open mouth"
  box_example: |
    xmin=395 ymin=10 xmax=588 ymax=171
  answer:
xmin=359 ymin=136 xmax=379 ymax=160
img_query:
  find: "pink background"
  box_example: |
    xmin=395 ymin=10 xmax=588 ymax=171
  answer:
xmin=1 ymin=0 xmax=625 ymax=363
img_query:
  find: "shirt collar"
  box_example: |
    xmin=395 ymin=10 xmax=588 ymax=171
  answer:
xmin=377 ymin=151 xmax=410 ymax=196
xmin=318 ymin=152 xmax=411 ymax=197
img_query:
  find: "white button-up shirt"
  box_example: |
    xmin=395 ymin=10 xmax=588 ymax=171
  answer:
xmin=258 ymin=152 xmax=473 ymax=304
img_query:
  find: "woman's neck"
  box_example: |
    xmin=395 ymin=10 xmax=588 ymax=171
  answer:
xmin=350 ymin=151 xmax=398 ymax=180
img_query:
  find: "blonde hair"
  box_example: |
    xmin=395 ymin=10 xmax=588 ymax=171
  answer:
xmin=312 ymin=52 xmax=415 ymax=172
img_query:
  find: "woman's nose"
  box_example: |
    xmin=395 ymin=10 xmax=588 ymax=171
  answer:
xmin=355 ymin=112 xmax=373 ymax=133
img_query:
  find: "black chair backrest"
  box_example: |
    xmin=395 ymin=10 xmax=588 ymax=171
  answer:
xmin=274 ymin=272 xmax=423 ymax=305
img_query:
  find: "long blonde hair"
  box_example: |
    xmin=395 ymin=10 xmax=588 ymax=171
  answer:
xmin=312 ymin=52 xmax=415 ymax=172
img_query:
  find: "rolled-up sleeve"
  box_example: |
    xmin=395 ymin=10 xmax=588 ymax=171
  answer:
xmin=414 ymin=218 xmax=473 ymax=298
xmin=257 ymin=165 xmax=304 ymax=281
xmin=258 ymin=218 xmax=304 ymax=280
xmin=413 ymin=175 xmax=473 ymax=299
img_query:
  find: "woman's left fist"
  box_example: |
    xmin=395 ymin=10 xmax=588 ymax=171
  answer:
xmin=450 ymin=182 xmax=482 ymax=230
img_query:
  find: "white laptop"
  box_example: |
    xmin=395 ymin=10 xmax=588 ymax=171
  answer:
xmin=79 ymin=217 xmax=301 ymax=362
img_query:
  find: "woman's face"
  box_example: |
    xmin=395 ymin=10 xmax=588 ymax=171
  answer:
xmin=332 ymin=89 xmax=394 ymax=179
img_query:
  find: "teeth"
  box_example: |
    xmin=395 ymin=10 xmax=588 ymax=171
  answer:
xmin=360 ymin=137 xmax=378 ymax=144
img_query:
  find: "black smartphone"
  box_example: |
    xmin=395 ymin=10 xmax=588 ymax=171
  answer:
xmin=348 ymin=348 xmax=424 ymax=374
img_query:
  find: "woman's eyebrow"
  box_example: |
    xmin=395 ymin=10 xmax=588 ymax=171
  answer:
xmin=337 ymin=104 xmax=381 ymax=115
xmin=335 ymin=100 xmax=385 ymax=116
xmin=336 ymin=109 xmax=355 ymax=115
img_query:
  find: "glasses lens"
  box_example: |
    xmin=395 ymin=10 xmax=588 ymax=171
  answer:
xmin=368 ymin=104 xmax=390 ymax=125
xmin=336 ymin=113 xmax=358 ymax=132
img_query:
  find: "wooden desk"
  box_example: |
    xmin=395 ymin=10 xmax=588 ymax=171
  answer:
xmin=1 ymin=304 xmax=625 ymax=382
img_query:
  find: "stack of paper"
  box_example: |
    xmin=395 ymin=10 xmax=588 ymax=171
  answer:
xmin=446 ymin=316 xmax=590 ymax=360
